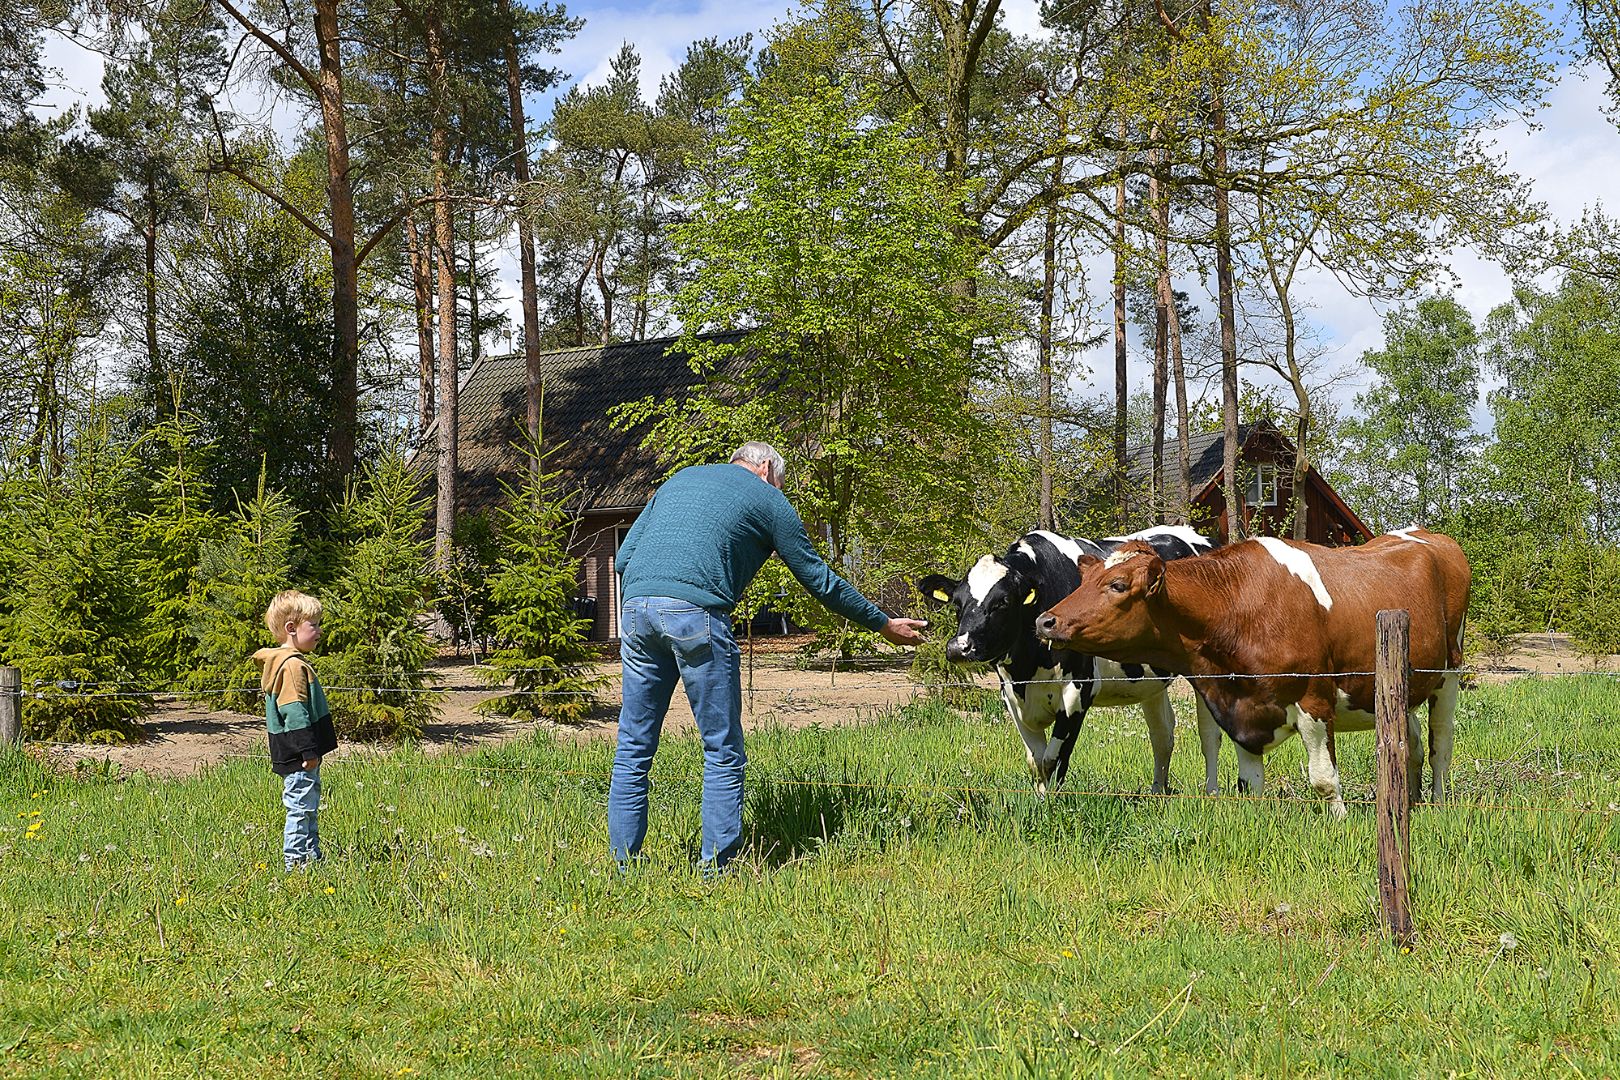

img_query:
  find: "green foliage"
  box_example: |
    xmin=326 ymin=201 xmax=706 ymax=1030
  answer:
xmin=614 ymin=70 xmax=1012 ymax=653
xmin=132 ymin=403 xmax=220 ymax=683
xmin=167 ymin=169 xmax=341 ymax=520
xmin=478 ymin=440 xmax=603 ymax=722
xmin=1337 ymin=296 xmax=1482 ymax=533
xmin=0 ymin=417 xmax=150 ymax=742
xmin=185 ymin=469 xmax=299 ymax=712
xmin=1564 ymin=544 xmax=1620 ymax=664
xmin=440 ymin=510 xmax=501 ymax=660
xmin=318 ymin=451 xmax=440 ymax=740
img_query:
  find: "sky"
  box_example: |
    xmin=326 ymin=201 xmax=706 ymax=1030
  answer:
xmin=34 ymin=0 xmax=1620 ymax=425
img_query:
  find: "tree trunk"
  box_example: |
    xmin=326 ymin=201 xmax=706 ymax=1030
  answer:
xmin=405 ymin=212 xmax=435 ymax=437
xmin=1038 ymin=154 xmax=1060 ymax=532
xmin=1148 ymin=141 xmax=1168 ymax=524
xmin=467 ymin=205 xmax=481 ymax=370
xmin=144 ymin=176 xmax=161 ymax=389
xmin=212 ymin=0 xmax=360 ymax=481
xmin=1113 ymin=140 xmax=1129 ymax=529
xmin=1154 ymin=145 xmax=1193 ymax=524
xmin=428 ymin=15 xmax=457 ymax=575
xmin=1207 ymin=2 xmax=1244 ymax=542
xmin=500 ymin=0 xmax=544 ymax=455
xmin=312 ymin=0 xmax=359 ymax=481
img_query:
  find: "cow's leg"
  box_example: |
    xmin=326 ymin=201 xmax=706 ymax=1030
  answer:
xmin=1428 ymin=672 xmax=1460 ymax=804
xmin=1141 ymin=692 xmax=1175 ymax=794
xmin=1003 ymin=686 xmax=1050 ymax=788
xmin=1406 ymin=708 xmax=1427 ymax=806
xmin=1293 ymin=704 xmax=1347 ymax=820
xmin=1194 ymin=694 xmax=1222 ymax=795
xmin=1236 ymin=745 xmax=1265 ymax=796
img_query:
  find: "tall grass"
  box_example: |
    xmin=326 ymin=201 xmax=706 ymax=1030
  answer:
xmin=2 ymin=676 xmax=1616 ymax=1077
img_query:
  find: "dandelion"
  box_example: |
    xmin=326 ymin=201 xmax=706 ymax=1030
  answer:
xmin=1275 ymin=903 xmax=1292 ymax=917
xmin=29 ymin=810 xmax=41 ymax=817
xmin=1061 ymin=949 xmax=1075 ymax=959
xmin=324 ymin=887 xmax=335 ymax=895
xmin=255 ymin=862 xmax=268 ymax=871
xmin=1499 ymin=932 xmax=1518 ymax=951
xmin=174 ymin=896 xmax=187 ymax=906
xmin=31 ymin=791 xmax=42 ymax=799
xmin=26 ymin=821 xmax=41 ymax=832
xmin=77 ymin=854 xmax=90 ymax=863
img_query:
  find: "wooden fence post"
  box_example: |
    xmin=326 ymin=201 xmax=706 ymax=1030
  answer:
xmin=1375 ymin=609 xmax=1413 ymax=947
xmin=0 ymin=666 xmax=20 ymax=746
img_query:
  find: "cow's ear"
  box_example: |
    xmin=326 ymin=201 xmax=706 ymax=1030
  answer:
xmin=1077 ymin=553 xmax=1103 ymax=572
xmin=917 ymin=574 xmax=958 ymax=604
xmin=1145 ymin=559 xmax=1165 ymax=597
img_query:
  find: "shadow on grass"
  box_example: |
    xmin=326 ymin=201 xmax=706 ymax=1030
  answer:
xmin=741 ymin=771 xmax=899 ymax=868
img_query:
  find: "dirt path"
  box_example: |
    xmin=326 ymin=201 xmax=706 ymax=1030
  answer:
xmin=35 ymin=638 xmax=998 ymax=779
xmin=28 ymin=634 xmax=1614 ymax=780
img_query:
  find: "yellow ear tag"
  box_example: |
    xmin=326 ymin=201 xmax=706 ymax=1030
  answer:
xmin=1024 ymin=589 xmax=1038 ymax=605
xmin=932 ymin=589 xmax=951 ymax=602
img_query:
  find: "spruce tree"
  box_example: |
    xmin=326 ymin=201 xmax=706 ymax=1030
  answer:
xmin=134 ymin=399 xmax=220 ymax=683
xmin=318 ymin=450 xmax=439 ymax=739
xmin=1 ymin=417 xmax=150 ymax=741
xmin=185 ymin=467 xmax=299 ymax=712
xmin=478 ymin=437 xmax=603 ymax=722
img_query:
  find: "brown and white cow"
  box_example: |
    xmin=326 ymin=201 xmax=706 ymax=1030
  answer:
xmin=1034 ymin=530 xmax=1471 ymax=817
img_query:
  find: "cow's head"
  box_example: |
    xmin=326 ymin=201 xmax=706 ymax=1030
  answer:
xmin=1035 ymin=540 xmax=1164 ymax=658
xmin=917 ymin=554 xmax=1043 ymax=664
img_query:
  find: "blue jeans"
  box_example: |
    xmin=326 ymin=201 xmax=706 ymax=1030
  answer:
xmin=609 ymin=596 xmax=745 ymax=869
xmin=282 ymin=767 xmax=322 ymax=869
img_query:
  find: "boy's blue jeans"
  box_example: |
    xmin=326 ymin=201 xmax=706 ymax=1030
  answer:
xmin=282 ymin=766 xmax=322 ymax=869
xmin=609 ymin=596 xmax=746 ymax=869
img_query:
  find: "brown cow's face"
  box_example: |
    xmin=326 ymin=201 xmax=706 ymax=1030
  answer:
xmin=1035 ymin=542 xmax=1164 ymax=658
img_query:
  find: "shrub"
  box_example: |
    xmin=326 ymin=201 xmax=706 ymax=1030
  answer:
xmin=1 ymin=419 xmax=150 ymax=741
xmin=478 ymin=439 xmax=603 ymax=722
xmin=318 ymin=451 xmax=440 ymax=740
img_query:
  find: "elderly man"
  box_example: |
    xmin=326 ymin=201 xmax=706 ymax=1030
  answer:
xmin=610 ymin=441 xmax=927 ymax=872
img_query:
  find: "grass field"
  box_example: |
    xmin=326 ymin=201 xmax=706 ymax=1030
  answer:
xmin=3 ymin=675 xmax=1618 ymax=1077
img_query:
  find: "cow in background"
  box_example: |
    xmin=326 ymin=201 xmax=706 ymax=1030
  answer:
xmin=918 ymin=527 xmax=1220 ymax=795
xmin=1035 ymin=530 xmax=1471 ymax=817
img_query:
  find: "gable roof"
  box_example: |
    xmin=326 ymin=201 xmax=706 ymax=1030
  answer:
xmin=417 ymin=332 xmax=746 ymax=515
xmin=1124 ymin=419 xmax=1373 ymax=542
xmin=1124 ymin=422 xmax=1269 ymax=494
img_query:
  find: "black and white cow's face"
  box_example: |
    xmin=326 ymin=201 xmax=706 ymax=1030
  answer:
xmin=918 ymin=554 xmax=1043 ymax=663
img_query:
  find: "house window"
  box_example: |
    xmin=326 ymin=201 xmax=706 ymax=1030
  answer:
xmin=1245 ymin=463 xmax=1279 ymax=507
xmin=611 ymin=526 xmax=632 ymax=636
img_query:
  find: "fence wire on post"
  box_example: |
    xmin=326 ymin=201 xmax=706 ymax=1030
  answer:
xmin=1375 ymin=609 xmax=1414 ymax=947
xmin=0 ymin=666 xmax=20 ymax=746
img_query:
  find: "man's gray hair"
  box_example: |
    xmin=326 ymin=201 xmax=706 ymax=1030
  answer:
xmin=730 ymin=441 xmax=785 ymax=486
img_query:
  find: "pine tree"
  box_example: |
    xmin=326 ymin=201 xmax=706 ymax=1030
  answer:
xmin=185 ymin=466 xmax=299 ymax=712
xmin=134 ymin=397 xmax=220 ymax=683
xmin=1 ymin=416 xmax=150 ymax=741
xmin=478 ymin=437 xmax=603 ymax=722
xmin=318 ymin=450 xmax=440 ymax=739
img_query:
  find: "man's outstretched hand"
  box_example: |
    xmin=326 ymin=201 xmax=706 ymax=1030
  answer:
xmin=879 ymin=617 xmax=928 ymax=646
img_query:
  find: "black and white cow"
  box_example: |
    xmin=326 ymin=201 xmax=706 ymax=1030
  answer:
xmin=918 ymin=526 xmax=1220 ymax=795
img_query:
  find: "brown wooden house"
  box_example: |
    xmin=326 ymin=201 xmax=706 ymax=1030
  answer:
xmin=419 ymin=333 xmax=745 ymax=641
xmin=1124 ymin=421 xmax=1373 ymax=546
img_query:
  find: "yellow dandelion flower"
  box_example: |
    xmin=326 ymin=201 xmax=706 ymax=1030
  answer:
xmin=29 ymin=810 xmax=41 ymax=817
xmin=1061 ymin=950 xmax=1075 ymax=959
xmin=174 ymin=896 xmax=187 ymax=906
xmin=26 ymin=822 xmax=41 ymax=832
xmin=255 ymin=862 xmax=267 ymax=871
xmin=324 ymin=887 xmax=335 ymax=895
xmin=31 ymin=791 xmax=42 ymax=799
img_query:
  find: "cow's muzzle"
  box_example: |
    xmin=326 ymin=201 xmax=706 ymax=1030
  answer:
xmin=1034 ymin=613 xmax=1066 ymax=644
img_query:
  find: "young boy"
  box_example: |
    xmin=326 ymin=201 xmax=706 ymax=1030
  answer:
xmin=253 ymin=590 xmax=337 ymax=871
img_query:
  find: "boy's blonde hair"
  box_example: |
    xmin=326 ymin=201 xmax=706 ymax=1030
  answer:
xmin=264 ymin=590 xmax=324 ymax=643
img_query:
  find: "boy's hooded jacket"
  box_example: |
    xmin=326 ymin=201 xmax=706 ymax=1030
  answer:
xmin=253 ymin=645 xmax=337 ymax=775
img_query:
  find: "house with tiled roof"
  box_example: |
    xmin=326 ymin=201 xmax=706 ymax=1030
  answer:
xmin=1125 ymin=420 xmax=1373 ymax=545
xmin=419 ymin=332 xmax=746 ymax=640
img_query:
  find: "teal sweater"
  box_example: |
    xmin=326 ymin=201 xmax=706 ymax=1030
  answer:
xmin=617 ymin=463 xmax=888 ymax=631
